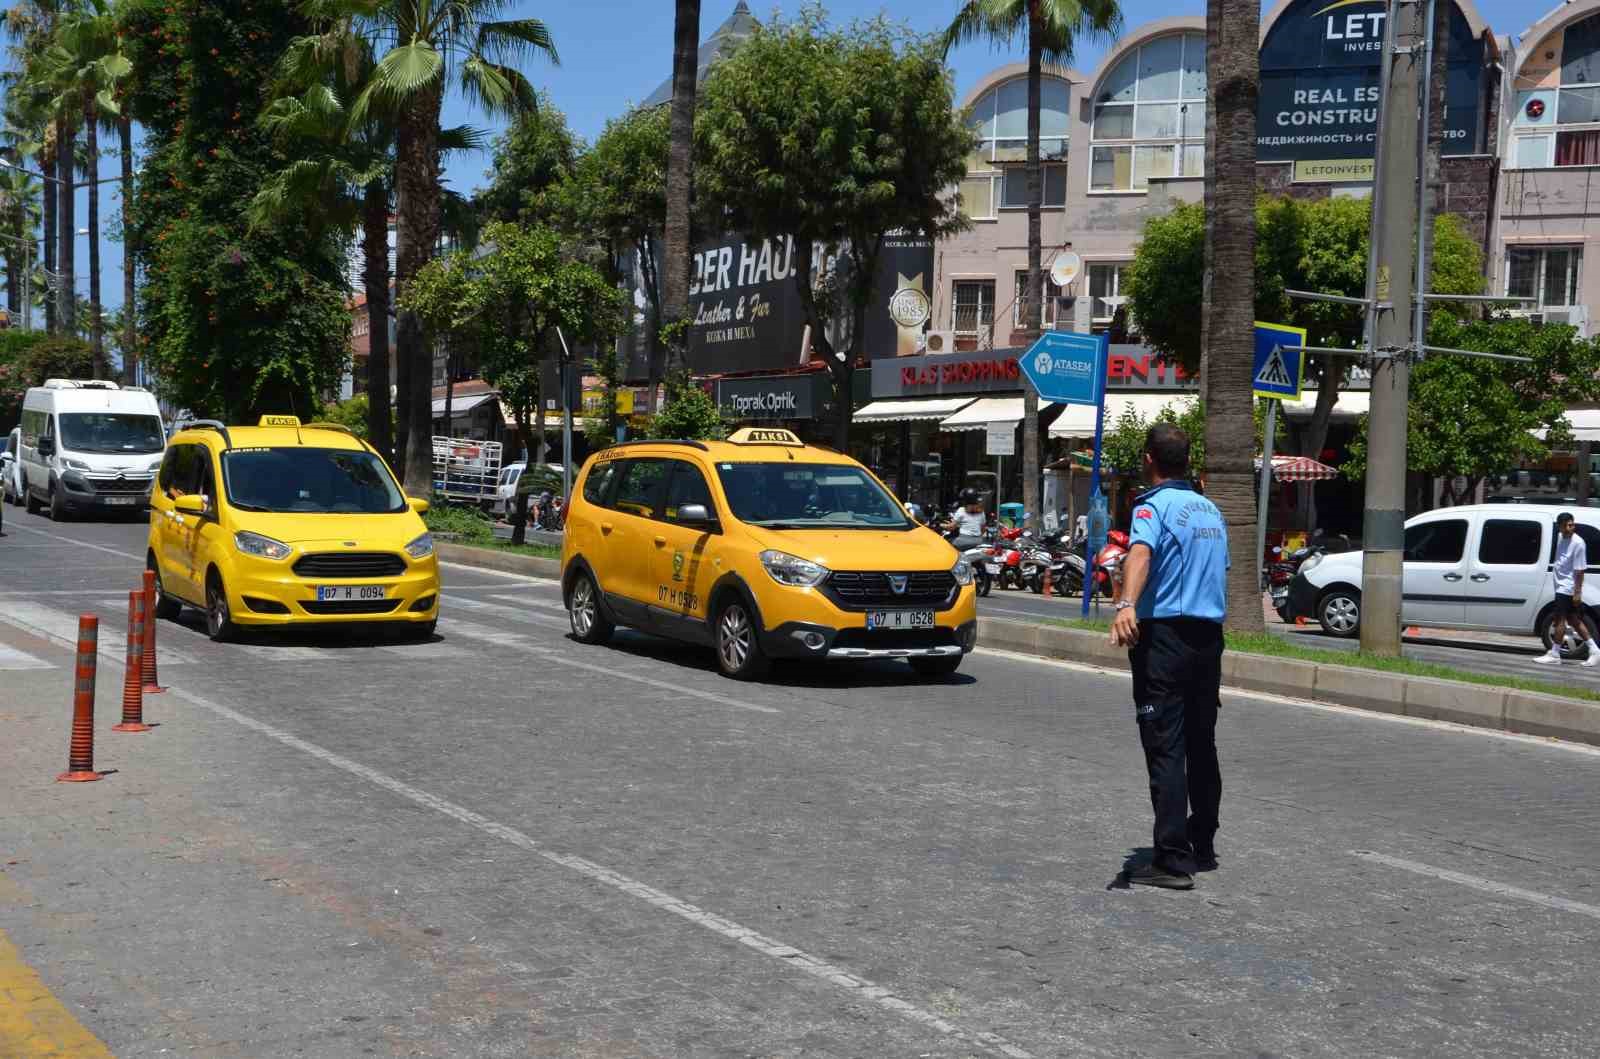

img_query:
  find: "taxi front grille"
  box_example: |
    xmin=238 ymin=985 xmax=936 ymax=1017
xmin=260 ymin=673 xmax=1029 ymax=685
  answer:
xmin=822 ymin=571 xmax=956 ymax=610
xmin=300 ymin=599 xmax=402 ymax=615
xmin=291 ymin=552 xmax=407 ymax=578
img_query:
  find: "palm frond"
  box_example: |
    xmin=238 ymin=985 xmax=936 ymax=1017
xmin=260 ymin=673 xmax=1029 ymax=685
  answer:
xmin=942 ymin=0 xmax=1025 ymax=58
xmin=366 ymin=41 xmax=445 ymax=110
xmin=459 ymin=57 xmax=537 ymax=118
xmin=476 ymin=18 xmax=559 ymax=67
xmin=437 ymin=123 xmax=488 ymax=154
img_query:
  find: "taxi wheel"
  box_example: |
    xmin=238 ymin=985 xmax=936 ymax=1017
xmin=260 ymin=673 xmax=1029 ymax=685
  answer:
xmin=147 ymin=556 xmax=182 ymax=621
xmin=568 ymin=571 xmax=613 ymax=645
xmin=714 ymin=599 xmax=769 ymax=681
xmin=205 ymin=572 xmax=238 ymax=643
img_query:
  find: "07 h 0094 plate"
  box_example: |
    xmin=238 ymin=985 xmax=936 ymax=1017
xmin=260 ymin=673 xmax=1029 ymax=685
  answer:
xmin=316 ymin=585 xmax=388 ymax=602
xmin=865 ymin=609 xmax=935 ymax=631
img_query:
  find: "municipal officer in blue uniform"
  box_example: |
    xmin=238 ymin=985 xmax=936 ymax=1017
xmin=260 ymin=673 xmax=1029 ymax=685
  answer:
xmin=1109 ymin=423 xmax=1229 ymax=890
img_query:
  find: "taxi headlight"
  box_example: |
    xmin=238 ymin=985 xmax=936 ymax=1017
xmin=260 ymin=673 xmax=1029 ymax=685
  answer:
xmin=234 ymin=530 xmax=291 ymax=561
xmin=405 ymin=532 xmax=434 ymax=560
xmin=759 ymin=549 xmax=828 ymax=587
xmin=951 ymin=559 xmax=974 ymax=586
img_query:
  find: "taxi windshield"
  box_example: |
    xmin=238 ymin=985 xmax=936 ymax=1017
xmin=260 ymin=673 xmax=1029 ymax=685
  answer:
xmin=221 ymin=447 xmax=405 ymax=514
xmin=715 ymin=462 xmax=911 ymax=529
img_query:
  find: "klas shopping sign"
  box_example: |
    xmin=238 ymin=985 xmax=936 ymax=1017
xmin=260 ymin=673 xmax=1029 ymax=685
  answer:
xmin=1257 ymin=0 xmax=1485 ymax=163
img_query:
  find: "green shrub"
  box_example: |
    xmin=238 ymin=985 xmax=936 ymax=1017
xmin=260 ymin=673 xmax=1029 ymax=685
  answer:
xmin=423 ymin=502 xmax=495 ymax=542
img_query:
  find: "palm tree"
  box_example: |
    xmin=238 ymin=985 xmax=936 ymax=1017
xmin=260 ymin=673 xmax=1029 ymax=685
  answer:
xmin=316 ymin=0 xmax=557 ymax=495
xmin=1200 ymin=0 xmax=1261 ymax=632
xmin=0 ymin=164 xmax=41 ymax=321
xmin=659 ymin=0 xmax=700 ymax=399
xmin=3 ymin=1 xmax=56 ymax=334
xmin=945 ymin=0 xmax=1120 ymax=531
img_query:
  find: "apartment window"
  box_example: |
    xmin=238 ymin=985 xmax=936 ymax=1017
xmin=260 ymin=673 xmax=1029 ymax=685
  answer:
xmin=1506 ymin=247 xmax=1582 ymax=310
xmin=1088 ymin=263 xmax=1130 ymax=325
xmin=1510 ymin=13 xmax=1600 ymax=168
xmin=1090 ymin=33 xmax=1206 ymax=191
xmin=959 ymin=76 xmax=1069 ymax=218
xmin=1012 ymin=270 xmax=1062 ymax=329
xmin=952 ymin=280 xmax=996 ymax=341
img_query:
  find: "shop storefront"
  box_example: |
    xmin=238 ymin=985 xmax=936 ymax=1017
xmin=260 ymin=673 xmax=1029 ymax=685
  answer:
xmin=715 ymin=371 xmax=834 ymax=441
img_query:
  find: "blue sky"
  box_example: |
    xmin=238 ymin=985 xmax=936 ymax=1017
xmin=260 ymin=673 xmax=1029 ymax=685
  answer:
xmin=73 ymin=0 xmax=1548 ymax=318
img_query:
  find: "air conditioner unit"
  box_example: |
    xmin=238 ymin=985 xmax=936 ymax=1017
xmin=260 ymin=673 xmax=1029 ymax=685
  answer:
xmin=925 ymin=330 xmax=957 ymax=354
xmin=1543 ymin=306 xmax=1590 ymax=336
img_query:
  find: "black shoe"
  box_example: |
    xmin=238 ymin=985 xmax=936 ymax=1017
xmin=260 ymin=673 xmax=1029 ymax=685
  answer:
xmin=1128 ymin=863 xmax=1194 ymax=890
xmin=1193 ymin=850 xmax=1218 ymax=873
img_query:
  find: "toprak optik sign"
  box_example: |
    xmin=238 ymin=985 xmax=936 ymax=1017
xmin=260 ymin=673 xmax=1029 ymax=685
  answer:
xmin=1257 ymin=0 xmax=1485 ymax=163
xmin=716 ymin=373 xmax=825 ymax=420
xmin=728 ymin=391 xmax=798 ymax=416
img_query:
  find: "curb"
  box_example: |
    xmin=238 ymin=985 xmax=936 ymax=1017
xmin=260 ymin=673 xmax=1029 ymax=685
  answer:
xmin=976 ymin=617 xmax=1600 ymax=748
xmin=436 ymin=541 xmax=562 ymax=581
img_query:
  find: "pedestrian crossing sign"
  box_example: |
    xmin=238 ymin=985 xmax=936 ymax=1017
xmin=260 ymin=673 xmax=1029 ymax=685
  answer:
xmin=1252 ymin=321 xmax=1307 ymax=401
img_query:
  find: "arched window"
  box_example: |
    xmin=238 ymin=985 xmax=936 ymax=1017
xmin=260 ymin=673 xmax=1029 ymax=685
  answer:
xmin=1511 ymin=14 xmax=1600 ymax=168
xmin=958 ymin=75 xmax=1070 ymax=220
xmin=1089 ymin=32 xmax=1205 ymax=191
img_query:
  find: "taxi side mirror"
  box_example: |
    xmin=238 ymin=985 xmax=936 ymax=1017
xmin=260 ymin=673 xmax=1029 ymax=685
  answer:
xmin=173 ymin=494 xmax=205 ymax=516
xmin=676 ymin=503 xmax=718 ymax=530
xmin=407 ymin=496 xmax=430 ymax=515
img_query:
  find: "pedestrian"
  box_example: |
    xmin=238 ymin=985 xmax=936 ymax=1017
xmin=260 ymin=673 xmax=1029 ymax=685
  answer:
xmin=1535 ymin=512 xmax=1600 ymax=668
xmin=1109 ymin=423 xmax=1230 ymax=890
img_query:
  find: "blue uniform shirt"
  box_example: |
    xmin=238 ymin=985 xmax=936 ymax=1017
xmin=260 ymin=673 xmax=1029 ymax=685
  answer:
xmin=1127 ymin=480 xmax=1229 ymax=623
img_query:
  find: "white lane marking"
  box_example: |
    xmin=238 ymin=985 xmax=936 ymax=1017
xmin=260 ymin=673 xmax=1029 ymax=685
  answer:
xmin=448 ymin=594 xmax=568 ymax=625
xmin=488 ymin=593 xmax=567 ymax=613
xmin=375 ymin=640 xmax=476 ymax=659
xmin=439 ymin=561 xmax=557 ymax=585
xmin=975 ymin=647 xmax=1600 ymax=758
xmin=162 ymin=684 xmax=1033 ymax=1059
xmin=0 ymin=589 xmax=135 ymax=596
xmin=437 ymin=614 xmax=779 ymax=715
xmin=0 ymin=643 xmax=53 ymax=670
xmin=0 ymin=601 xmax=199 ymax=666
xmin=5 ymin=521 xmax=145 ymax=561
xmin=1351 ymin=850 xmax=1600 ymax=921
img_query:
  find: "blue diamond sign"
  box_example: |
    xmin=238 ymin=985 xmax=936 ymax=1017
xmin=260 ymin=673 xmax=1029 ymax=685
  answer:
xmin=1252 ymin=321 xmax=1307 ymax=401
xmin=1016 ymin=331 xmax=1109 ymax=406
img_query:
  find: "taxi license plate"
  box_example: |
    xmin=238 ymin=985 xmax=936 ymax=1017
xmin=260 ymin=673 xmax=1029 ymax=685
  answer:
xmin=865 ymin=610 xmax=934 ymax=631
xmin=316 ymin=585 xmax=388 ymax=602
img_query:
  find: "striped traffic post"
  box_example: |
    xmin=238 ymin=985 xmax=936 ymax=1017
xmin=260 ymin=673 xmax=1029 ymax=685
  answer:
xmin=56 ymin=616 xmax=102 ymax=782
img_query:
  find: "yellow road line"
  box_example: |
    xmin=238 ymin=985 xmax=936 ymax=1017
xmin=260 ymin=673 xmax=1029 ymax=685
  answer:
xmin=0 ymin=927 xmax=114 ymax=1057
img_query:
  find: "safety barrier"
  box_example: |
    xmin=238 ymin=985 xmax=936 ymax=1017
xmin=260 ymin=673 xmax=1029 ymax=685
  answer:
xmin=56 ymin=615 xmax=101 ymax=782
xmin=113 ymin=590 xmax=151 ymax=733
xmin=141 ymin=570 xmax=165 ymax=694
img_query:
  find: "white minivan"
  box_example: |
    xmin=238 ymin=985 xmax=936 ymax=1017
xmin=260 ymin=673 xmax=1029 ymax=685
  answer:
xmin=18 ymin=380 xmax=166 ymax=519
xmin=1287 ymin=503 xmax=1600 ymax=657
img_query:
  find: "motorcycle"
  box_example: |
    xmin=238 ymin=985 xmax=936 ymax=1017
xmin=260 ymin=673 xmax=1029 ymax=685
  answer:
xmin=991 ymin=526 xmax=1029 ymax=591
xmin=1267 ymin=543 xmax=1327 ymax=621
xmin=938 ymin=522 xmax=998 ymax=597
xmin=1091 ymin=529 xmax=1131 ymax=600
xmin=1025 ymin=530 xmax=1086 ymax=596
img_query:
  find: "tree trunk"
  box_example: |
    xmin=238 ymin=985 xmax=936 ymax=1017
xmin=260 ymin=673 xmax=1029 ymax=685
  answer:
xmin=56 ymin=116 xmax=75 ymax=338
xmin=362 ymin=180 xmax=393 ymax=463
xmin=393 ymin=84 xmax=444 ymax=497
xmin=120 ymin=117 xmax=136 ymax=383
xmin=1300 ymin=361 xmax=1343 ymax=530
xmin=1202 ymin=0 xmax=1263 ymax=633
xmin=659 ymin=0 xmax=701 ymax=391
xmin=1021 ymin=12 xmax=1044 ymax=532
xmin=85 ymin=105 xmax=103 ymax=375
xmin=41 ymin=139 xmax=56 ymax=335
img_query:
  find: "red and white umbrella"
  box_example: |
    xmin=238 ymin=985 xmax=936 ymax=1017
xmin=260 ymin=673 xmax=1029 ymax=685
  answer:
xmin=1254 ymin=455 xmax=1339 ymax=482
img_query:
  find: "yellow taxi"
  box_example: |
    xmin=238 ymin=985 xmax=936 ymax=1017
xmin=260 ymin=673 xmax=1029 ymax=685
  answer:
xmin=145 ymin=416 xmax=440 ymax=641
xmin=560 ymin=427 xmax=978 ymax=679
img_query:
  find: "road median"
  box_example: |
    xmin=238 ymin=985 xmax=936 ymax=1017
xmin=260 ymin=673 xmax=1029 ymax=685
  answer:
xmin=436 ymin=540 xmax=561 ymax=581
xmin=977 ymin=616 xmax=1600 ymax=748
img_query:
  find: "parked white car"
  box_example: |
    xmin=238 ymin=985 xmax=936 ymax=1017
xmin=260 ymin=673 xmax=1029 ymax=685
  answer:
xmin=2 ymin=426 xmax=20 ymax=505
xmin=487 ymin=462 xmax=525 ymax=518
xmin=1286 ymin=503 xmax=1600 ymax=657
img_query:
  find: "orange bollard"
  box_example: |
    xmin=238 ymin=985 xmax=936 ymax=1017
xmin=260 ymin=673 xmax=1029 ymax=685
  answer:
xmin=57 ymin=616 xmax=102 ymax=782
xmin=1041 ymin=565 xmax=1052 ymax=598
xmin=114 ymin=591 xmax=151 ymax=733
xmin=141 ymin=570 xmax=165 ymax=694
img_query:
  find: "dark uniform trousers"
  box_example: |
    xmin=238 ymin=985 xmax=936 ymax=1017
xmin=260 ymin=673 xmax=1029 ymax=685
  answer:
xmin=1129 ymin=617 xmax=1224 ymax=876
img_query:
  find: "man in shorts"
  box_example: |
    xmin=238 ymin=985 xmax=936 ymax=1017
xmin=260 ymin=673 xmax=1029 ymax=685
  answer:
xmin=1535 ymin=512 xmax=1600 ymax=667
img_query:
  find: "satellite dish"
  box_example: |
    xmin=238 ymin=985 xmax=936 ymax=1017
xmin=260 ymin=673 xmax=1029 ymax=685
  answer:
xmin=1050 ymin=251 xmax=1081 ymax=288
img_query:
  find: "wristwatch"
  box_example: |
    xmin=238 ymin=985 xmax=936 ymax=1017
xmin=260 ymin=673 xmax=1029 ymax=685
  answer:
xmin=1114 ymin=600 xmax=1135 ymax=611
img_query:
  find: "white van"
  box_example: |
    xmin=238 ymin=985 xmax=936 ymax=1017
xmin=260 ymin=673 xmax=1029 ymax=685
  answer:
xmin=18 ymin=380 xmax=166 ymax=519
xmin=1286 ymin=503 xmax=1600 ymax=657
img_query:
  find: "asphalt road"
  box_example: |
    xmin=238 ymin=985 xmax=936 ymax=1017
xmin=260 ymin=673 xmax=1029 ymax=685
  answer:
xmin=2 ymin=505 xmax=1599 ymax=1057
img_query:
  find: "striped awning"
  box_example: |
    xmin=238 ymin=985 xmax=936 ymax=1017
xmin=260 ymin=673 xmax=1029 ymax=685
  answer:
xmin=1256 ymin=454 xmax=1339 ymax=482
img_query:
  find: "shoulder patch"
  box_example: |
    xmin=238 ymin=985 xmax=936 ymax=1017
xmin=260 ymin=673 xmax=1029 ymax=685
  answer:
xmin=1135 ymin=506 xmax=1155 ymax=520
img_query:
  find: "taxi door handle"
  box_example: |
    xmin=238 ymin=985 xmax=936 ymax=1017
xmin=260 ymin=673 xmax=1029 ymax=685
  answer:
xmin=653 ymin=536 xmax=667 ymax=547
xmin=600 ymin=522 xmax=614 ymax=535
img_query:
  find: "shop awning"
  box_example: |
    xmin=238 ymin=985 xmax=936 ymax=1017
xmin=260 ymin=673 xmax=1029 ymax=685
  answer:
xmin=1279 ymin=390 xmax=1370 ymax=422
xmin=430 ymin=392 xmax=497 ymax=417
xmin=853 ymin=397 xmax=975 ymax=423
xmin=1565 ymin=408 xmax=1600 ymax=441
xmin=938 ymin=397 xmax=1032 ymax=432
xmin=1048 ymin=393 xmax=1198 ymax=439
xmin=1255 ymin=454 xmax=1340 ymax=481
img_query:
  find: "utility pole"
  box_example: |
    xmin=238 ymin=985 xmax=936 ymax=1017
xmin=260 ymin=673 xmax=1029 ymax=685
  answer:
xmin=1359 ymin=0 xmax=1425 ymax=657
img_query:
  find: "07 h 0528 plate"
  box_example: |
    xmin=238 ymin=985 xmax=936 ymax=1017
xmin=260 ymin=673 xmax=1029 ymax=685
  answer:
xmin=316 ymin=585 xmax=388 ymax=602
xmin=865 ymin=609 xmax=935 ymax=631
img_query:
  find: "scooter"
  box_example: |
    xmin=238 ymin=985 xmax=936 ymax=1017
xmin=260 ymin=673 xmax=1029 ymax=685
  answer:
xmin=1091 ymin=529 xmax=1131 ymax=600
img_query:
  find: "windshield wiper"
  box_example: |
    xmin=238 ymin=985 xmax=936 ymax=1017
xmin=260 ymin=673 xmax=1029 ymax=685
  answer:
xmin=227 ymin=501 xmax=273 ymax=511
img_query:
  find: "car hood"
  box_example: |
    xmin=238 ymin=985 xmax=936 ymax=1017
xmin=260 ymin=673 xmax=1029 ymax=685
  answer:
xmin=227 ymin=511 xmax=428 ymax=549
xmin=743 ymin=524 xmax=958 ymax=571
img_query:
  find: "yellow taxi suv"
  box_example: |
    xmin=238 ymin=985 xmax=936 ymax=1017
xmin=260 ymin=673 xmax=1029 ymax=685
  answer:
xmin=560 ymin=427 xmax=978 ymax=680
xmin=145 ymin=416 xmax=440 ymax=641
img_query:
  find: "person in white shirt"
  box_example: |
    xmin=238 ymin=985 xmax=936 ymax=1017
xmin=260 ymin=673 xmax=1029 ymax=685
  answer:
xmin=1536 ymin=512 xmax=1600 ymax=667
xmin=942 ymin=488 xmax=988 ymax=550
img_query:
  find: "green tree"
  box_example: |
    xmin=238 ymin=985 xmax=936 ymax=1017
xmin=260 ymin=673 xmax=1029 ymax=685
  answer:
xmin=697 ymin=9 xmax=972 ymax=448
xmin=319 ymin=0 xmax=558 ymax=497
xmin=645 ymin=379 xmax=726 ymax=441
xmin=1344 ymin=316 xmax=1600 ymax=505
xmin=119 ymin=0 xmax=352 ymax=420
xmin=478 ymin=92 xmax=578 ymax=228
xmin=402 ymin=221 xmax=624 ymax=543
xmin=944 ymin=0 xmax=1120 ymax=533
